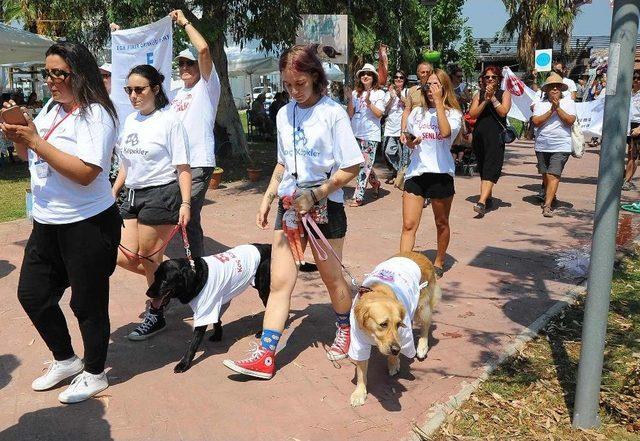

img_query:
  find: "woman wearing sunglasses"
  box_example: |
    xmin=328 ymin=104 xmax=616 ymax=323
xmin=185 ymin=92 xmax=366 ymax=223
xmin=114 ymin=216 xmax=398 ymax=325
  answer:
xmin=468 ymin=66 xmax=512 ymax=216
xmin=111 ymin=65 xmax=191 ymax=340
xmin=383 ymin=70 xmax=409 ymax=183
xmin=346 ymin=63 xmax=385 ymax=206
xmin=0 ymin=42 xmax=121 ymax=403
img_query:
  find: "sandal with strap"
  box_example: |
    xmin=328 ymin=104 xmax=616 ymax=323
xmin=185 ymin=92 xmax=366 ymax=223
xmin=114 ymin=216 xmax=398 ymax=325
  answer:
xmin=348 ymin=199 xmax=363 ymax=207
xmin=621 ymin=202 xmax=640 ymax=213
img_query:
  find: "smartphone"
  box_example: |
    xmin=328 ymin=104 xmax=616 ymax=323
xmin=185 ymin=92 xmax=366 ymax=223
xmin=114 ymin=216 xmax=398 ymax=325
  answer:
xmin=403 ymin=131 xmax=416 ymax=142
xmin=0 ymin=106 xmax=28 ymax=126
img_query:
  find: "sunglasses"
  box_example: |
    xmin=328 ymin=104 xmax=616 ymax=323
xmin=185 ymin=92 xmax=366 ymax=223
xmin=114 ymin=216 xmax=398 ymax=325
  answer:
xmin=124 ymin=86 xmax=150 ymax=95
xmin=484 ymin=75 xmax=499 ymax=80
xmin=101 ymin=73 xmax=111 ymax=79
xmin=178 ymin=59 xmax=196 ymax=67
xmin=394 ymin=76 xmax=405 ymax=80
xmin=41 ymin=68 xmax=71 ymax=82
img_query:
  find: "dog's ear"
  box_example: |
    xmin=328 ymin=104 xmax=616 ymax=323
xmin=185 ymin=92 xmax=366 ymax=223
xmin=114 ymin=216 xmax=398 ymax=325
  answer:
xmin=254 ymin=258 xmax=271 ymax=307
xmin=398 ymin=304 xmax=407 ymax=327
xmin=353 ymin=300 xmax=369 ymax=328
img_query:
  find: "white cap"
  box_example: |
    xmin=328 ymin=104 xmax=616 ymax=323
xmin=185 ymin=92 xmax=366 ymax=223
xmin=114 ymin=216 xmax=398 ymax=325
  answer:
xmin=99 ymin=63 xmax=112 ymax=73
xmin=175 ymin=47 xmax=198 ymax=62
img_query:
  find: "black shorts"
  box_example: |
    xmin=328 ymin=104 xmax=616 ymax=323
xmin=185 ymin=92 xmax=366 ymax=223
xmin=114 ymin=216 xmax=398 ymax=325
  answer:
xmin=120 ymin=181 xmax=181 ymax=225
xmin=274 ymin=199 xmax=347 ymax=239
xmin=404 ymin=173 xmax=455 ymax=199
xmin=628 ymin=122 xmax=640 ymax=158
xmin=536 ymin=151 xmax=570 ymax=176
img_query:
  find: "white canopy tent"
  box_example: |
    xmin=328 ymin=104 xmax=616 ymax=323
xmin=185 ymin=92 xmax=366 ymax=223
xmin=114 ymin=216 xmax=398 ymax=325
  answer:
xmin=0 ymin=23 xmax=53 ymax=65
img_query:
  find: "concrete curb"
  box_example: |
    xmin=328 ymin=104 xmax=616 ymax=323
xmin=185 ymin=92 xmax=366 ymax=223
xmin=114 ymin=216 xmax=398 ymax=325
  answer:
xmin=404 ymin=281 xmax=588 ymax=441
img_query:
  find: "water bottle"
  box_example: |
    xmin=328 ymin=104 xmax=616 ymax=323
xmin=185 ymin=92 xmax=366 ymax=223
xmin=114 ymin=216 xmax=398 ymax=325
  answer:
xmin=25 ymin=189 xmax=33 ymax=220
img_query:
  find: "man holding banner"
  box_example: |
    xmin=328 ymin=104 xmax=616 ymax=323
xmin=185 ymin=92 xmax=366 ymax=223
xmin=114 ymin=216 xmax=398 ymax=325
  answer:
xmin=168 ymin=9 xmax=221 ymax=258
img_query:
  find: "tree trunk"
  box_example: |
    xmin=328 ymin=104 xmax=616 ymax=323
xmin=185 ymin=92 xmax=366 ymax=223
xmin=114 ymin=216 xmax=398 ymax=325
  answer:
xmin=209 ymin=32 xmax=250 ymax=159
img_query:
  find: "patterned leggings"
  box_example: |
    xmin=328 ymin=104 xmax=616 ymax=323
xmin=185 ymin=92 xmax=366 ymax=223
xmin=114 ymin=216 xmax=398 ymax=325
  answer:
xmin=353 ymin=138 xmax=381 ymax=203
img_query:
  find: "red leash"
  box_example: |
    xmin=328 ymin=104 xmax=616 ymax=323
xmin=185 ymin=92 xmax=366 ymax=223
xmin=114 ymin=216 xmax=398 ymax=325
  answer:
xmin=119 ymin=224 xmax=194 ymax=267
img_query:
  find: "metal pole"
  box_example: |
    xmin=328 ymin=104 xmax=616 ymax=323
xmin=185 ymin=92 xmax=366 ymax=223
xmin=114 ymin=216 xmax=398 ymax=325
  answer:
xmin=572 ymin=0 xmax=639 ymax=429
xmin=345 ymin=0 xmax=352 ymax=86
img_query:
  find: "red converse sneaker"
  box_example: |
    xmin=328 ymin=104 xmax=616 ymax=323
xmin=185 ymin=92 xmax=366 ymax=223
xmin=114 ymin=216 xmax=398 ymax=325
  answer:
xmin=326 ymin=324 xmax=351 ymax=361
xmin=223 ymin=343 xmax=275 ymax=379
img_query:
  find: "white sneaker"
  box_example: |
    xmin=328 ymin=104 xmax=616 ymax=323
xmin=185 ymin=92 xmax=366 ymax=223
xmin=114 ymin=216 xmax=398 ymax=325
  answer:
xmin=31 ymin=356 xmax=84 ymax=391
xmin=58 ymin=371 xmax=109 ymax=404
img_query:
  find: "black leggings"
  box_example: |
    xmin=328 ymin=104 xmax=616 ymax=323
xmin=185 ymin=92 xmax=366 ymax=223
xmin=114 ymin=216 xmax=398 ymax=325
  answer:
xmin=17 ymin=204 xmax=121 ymax=374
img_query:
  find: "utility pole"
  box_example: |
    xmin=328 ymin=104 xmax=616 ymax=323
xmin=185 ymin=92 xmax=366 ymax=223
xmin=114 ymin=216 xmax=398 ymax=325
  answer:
xmin=572 ymin=0 xmax=639 ymax=429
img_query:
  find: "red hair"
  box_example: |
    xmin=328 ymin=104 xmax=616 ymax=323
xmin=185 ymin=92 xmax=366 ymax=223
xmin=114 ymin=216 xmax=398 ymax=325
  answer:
xmin=279 ymin=45 xmax=328 ymax=95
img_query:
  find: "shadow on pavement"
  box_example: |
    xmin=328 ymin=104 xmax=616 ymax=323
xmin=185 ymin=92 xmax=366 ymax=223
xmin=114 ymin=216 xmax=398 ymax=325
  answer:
xmin=0 ymin=259 xmax=16 ymax=279
xmin=0 ymin=354 xmax=19 ymax=390
xmin=0 ymin=400 xmax=111 ymax=441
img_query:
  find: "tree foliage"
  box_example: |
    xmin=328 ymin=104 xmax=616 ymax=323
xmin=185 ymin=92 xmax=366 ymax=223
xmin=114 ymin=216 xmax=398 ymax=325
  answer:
xmin=502 ymin=0 xmax=585 ymax=71
xmin=457 ymin=26 xmax=476 ymax=79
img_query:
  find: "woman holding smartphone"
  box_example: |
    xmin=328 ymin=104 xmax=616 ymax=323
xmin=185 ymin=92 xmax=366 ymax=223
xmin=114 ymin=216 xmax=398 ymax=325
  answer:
xmin=0 ymin=42 xmax=121 ymax=403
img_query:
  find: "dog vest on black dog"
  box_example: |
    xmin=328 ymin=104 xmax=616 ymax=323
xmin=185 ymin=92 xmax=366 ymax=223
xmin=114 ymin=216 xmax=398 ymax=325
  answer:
xmin=189 ymin=245 xmax=261 ymax=327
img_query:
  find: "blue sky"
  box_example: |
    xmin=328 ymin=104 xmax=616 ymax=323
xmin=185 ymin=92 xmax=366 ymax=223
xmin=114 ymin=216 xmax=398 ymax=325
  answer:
xmin=462 ymin=0 xmax=614 ymax=38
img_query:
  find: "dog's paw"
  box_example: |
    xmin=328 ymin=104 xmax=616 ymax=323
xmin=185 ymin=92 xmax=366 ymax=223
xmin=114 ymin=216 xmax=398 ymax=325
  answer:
xmin=388 ymin=357 xmax=401 ymax=376
xmin=350 ymin=389 xmax=367 ymax=407
xmin=174 ymin=359 xmax=191 ymax=373
xmin=416 ymin=339 xmax=429 ymax=360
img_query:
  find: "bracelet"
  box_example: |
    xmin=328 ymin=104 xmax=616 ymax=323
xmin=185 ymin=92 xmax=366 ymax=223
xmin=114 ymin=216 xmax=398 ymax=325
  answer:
xmin=310 ymin=189 xmax=319 ymax=204
xmin=181 ymin=201 xmax=191 ymax=207
xmin=182 ymin=21 xmax=191 ymax=28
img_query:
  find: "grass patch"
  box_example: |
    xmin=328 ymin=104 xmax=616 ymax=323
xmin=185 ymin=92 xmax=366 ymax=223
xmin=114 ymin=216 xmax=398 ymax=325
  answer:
xmin=0 ymin=161 xmax=30 ymax=222
xmin=430 ymin=255 xmax=640 ymax=441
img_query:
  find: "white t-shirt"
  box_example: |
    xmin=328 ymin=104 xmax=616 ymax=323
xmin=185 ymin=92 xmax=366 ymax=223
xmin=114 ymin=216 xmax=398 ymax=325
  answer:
xmin=563 ymin=77 xmax=577 ymax=99
xmin=348 ymin=257 xmax=422 ymax=361
xmin=533 ymin=97 xmax=576 ymax=153
xmin=169 ymin=68 xmax=221 ymax=168
xmin=350 ymin=89 xmax=386 ymax=142
xmin=383 ymin=89 xmax=408 ymax=137
xmin=117 ymin=108 xmax=189 ymax=189
xmin=630 ymin=91 xmax=640 ymax=124
xmin=405 ymin=107 xmax=462 ymax=178
xmin=189 ymin=245 xmax=261 ymax=328
xmin=276 ymin=96 xmax=364 ymax=203
xmin=31 ymin=101 xmax=116 ymax=224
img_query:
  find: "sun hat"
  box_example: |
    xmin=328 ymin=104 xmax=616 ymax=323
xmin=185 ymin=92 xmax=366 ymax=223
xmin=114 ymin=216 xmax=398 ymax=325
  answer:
xmin=175 ymin=46 xmax=198 ymax=62
xmin=98 ymin=63 xmax=112 ymax=73
xmin=355 ymin=63 xmax=378 ymax=79
xmin=541 ymin=72 xmax=568 ymax=92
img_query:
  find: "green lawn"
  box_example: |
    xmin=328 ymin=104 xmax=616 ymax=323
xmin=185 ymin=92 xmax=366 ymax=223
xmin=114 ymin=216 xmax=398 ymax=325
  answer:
xmin=0 ymin=161 xmax=30 ymax=222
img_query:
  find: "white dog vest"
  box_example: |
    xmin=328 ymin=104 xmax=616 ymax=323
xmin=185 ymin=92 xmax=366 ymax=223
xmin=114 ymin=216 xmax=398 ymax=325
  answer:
xmin=189 ymin=244 xmax=261 ymax=327
xmin=348 ymin=257 xmax=422 ymax=361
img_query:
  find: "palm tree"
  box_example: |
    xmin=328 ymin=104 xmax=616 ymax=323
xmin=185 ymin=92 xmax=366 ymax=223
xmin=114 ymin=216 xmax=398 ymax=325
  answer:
xmin=502 ymin=0 xmax=582 ymax=71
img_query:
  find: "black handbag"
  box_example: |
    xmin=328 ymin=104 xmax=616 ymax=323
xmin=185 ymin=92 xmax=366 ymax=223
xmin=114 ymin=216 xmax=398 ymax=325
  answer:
xmin=488 ymin=102 xmax=517 ymax=144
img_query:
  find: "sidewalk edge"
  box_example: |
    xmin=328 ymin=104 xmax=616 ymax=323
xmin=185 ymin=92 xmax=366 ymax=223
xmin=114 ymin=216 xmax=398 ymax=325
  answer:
xmin=405 ymin=280 xmax=587 ymax=441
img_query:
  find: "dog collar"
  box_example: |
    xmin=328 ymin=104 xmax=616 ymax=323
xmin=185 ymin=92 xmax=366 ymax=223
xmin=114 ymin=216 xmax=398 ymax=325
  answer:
xmin=358 ymin=286 xmax=373 ymax=296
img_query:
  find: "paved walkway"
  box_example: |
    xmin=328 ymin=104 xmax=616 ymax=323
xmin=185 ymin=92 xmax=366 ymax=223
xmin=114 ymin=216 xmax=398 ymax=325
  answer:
xmin=0 ymin=140 xmax=638 ymax=441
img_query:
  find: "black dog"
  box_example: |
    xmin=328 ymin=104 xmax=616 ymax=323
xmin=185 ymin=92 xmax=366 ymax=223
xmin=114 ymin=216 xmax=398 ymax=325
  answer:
xmin=146 ymin=243 xmax=271 ymax=373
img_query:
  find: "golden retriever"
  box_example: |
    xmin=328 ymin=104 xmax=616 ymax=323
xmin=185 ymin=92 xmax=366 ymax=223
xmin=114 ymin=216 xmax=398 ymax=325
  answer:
xmin=349 ymin=251 xmax=441 ymax=407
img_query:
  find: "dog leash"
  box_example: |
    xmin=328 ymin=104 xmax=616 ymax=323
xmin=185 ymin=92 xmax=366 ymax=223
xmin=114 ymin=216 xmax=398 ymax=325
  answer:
xmin=118 ymin=224 xmax=194 ymax=268
xmin=300 ymin=214 xmax=358 ymax=287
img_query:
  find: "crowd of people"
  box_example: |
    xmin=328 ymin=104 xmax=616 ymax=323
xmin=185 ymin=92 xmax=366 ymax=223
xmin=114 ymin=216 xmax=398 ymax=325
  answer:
xmin=1 ymin=12 xmax=639 ymax=404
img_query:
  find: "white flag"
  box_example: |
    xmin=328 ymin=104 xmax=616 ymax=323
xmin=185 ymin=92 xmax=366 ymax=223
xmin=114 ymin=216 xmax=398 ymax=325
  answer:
xmin=111 ymin=17 xmax=173 ymax=121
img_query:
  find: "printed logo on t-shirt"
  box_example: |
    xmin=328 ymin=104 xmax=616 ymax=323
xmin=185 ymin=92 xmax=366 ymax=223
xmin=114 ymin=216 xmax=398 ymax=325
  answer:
xmin=213 ymin=251 xmax=244 ymax=273
xmin=283 ymin=127 xmax=320 ymax=158
xmin=417 ymin=116 xmax=445 ymax=141
xmin=121 ymin=133 xmax=148 ymax=156
xmin=370 ymin=268 xmax=396 ymax=283
xmin=171 ymin=94 xmax=193 ymax=113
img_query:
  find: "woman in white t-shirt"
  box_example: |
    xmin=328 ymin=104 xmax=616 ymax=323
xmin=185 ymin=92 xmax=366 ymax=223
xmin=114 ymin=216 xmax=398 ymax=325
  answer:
xmin=532 ymin=73 xmax=577 ymax=218
xmin=346 ymin=63 xmax=386 ymax=206
xmin=0 ymin=42 xmax=121 ymax=403
xmin=401 ymin=69 xmax=462 ymax=278
xmin=383 ymin=70 xmax=409 ymax=183
xmin=223 ymin=45 xmax=363 ymax=380
xmin=111 ymin=65 xmax=192 ymax=340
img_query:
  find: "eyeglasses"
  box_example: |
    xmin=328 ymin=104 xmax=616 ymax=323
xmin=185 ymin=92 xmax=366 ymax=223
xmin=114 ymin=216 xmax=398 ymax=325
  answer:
xmin=124 ymin=86 xmax=150 ymax=95
xmin=359 ymin=72 xmax=373 ymax=77
xmin=394 ymin=75 xmax=405 ymax=80
xmin=178 ymin=59 xmax=196 ymax=67
xmin=41 ymin=68 xmax=71 ymax=82
xmin=484 ymin=75 xmax=499 ymax=80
